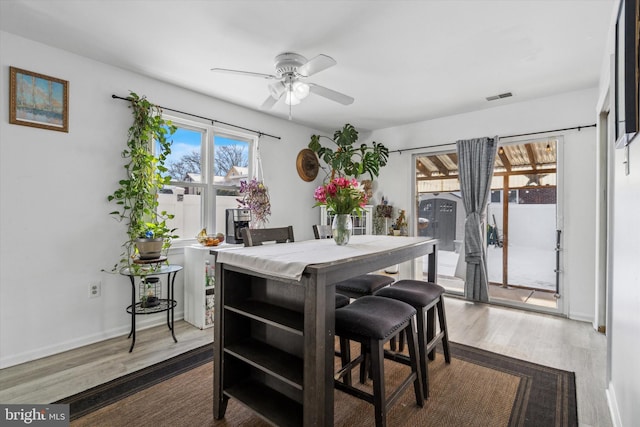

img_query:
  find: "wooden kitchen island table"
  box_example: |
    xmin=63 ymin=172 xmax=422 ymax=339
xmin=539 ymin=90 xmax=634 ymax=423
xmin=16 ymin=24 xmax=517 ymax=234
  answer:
xmin=212 ymin=235 xmax=438 ymax=426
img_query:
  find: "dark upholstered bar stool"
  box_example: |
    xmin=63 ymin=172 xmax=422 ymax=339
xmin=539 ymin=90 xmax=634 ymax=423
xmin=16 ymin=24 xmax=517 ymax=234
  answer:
xmin=335 ymin=292 xmax=350 ymax=309
xmin=313 ymin=224 xmax=394 ymax=380
xmin=335 ymin=274 xmax=394 ymax=300
xmin=334 ymin=296 xmax=424 ymax=427
xmin=375 ymin=280 xmax=451 ymax=398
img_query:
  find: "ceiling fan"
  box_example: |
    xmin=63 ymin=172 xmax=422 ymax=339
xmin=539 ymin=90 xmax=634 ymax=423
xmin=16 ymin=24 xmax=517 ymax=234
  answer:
xmin=211 ymin=52 xmax=354 ymax=111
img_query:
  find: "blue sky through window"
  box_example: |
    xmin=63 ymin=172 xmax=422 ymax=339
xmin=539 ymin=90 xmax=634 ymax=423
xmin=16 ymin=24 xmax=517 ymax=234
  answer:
xmin=158 ymin=126 xmax=249 ymax=179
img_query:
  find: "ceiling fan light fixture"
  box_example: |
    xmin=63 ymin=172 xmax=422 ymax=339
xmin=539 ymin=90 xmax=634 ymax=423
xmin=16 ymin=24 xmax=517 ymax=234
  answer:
xmin=284 ymin=91 xmax=302 ymax=106
xmin=212 ymin=52 xmax=353 ymax=110
xmin=292 ymin=81 xmax=310 ymax=99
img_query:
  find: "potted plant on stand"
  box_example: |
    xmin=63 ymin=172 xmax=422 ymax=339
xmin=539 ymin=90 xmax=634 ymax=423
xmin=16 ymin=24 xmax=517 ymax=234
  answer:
xmin=107 ymin=92 xmax=178 ymax=273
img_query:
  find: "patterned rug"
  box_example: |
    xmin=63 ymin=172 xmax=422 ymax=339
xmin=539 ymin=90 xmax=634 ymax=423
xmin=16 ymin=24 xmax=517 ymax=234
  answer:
xmin=57 ymin=342 xmax=577 ymax=426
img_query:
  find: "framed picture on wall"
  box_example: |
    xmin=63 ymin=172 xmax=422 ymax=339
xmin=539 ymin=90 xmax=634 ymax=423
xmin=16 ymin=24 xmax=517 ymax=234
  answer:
xmin=9 ymin=67 xmax=69 ymax=133
xmin=615 ymin=0 xmax=639 ymax=147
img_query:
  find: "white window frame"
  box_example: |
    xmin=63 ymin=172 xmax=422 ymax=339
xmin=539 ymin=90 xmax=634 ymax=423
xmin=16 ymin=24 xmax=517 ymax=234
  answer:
xmin=159 ymin=114 xmax=257 ymax=246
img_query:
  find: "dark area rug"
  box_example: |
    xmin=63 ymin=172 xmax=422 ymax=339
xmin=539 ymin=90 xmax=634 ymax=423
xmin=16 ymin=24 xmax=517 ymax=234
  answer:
xmin=56 ymin=342 xmax=576 ymax=426
xmin=54 ymin=344 xmax=213 ymax=420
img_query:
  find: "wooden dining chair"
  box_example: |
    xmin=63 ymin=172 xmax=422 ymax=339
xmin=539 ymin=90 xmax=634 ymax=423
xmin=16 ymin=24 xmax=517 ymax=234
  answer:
xmin=313 ymin=224 xmax=332 ymax=239
xmin=243 ymin=225 xmax=350 ymax=314
xmin=240 ymin=226 xmax=295 ymax=247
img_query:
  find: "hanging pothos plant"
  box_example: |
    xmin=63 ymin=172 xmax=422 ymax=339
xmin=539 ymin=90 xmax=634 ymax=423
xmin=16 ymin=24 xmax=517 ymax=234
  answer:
xmin=107 ymin=92 xmax=178 ymax=272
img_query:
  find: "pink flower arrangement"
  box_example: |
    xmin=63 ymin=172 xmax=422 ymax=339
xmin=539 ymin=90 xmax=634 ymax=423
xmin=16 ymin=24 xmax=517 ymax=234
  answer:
xmin=313 ymin=177 xmax=368 ymax=215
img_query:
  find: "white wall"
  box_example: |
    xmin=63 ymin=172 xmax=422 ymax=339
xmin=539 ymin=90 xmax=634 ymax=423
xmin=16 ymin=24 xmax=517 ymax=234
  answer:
xmin=0 ymin=31 xmax=325 ymax=368
xmin=598 ymin=2 xmax=640 ymax=425
xmin=365 ymin=88 xmax=599 ymax=322
xmin=608 ymin=141 xmax=640 ymax=427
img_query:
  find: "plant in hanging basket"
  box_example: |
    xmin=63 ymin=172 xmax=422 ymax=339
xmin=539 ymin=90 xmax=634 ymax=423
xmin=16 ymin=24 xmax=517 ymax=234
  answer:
xmin=236 ymin=178 xmax=271 ymax=228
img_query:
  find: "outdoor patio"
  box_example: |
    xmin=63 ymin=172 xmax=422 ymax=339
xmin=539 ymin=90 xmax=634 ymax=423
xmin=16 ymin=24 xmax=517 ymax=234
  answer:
xmin=426 ymin=246 xmax=558 ymax=309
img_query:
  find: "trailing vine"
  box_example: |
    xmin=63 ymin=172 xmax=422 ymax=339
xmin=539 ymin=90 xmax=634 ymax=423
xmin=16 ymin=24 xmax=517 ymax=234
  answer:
xmin=107 ymin=92 xmax=178 ymax=271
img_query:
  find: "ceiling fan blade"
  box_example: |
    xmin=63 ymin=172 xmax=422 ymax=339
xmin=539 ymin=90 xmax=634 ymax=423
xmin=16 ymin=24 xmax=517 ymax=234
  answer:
xmin=260 ymin=94 xmax=279 ymax=110
xmin=308 ymin=83 xmax=354 ymax=105
xmin=210 ymin=68 xmax=278 ymax=79
xmin=297 ymin=54 xmax=336 ymax=77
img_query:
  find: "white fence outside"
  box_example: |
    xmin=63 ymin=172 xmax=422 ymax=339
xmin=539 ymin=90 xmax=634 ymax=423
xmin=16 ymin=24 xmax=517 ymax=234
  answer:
xmin=158 ymin=194 xmax=240 ymax=239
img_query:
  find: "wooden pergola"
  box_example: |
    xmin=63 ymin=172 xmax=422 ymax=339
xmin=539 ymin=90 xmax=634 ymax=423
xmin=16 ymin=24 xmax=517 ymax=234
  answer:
xmin=415 ymin=139 xmax=558 ymax=287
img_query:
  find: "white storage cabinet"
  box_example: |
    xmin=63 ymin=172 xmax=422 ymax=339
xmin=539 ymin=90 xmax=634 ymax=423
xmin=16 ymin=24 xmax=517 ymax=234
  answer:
xmin=184 ymin=245 xmax=216 ymax=329
xmin=319 ymin=205 xmax=373 ymax=235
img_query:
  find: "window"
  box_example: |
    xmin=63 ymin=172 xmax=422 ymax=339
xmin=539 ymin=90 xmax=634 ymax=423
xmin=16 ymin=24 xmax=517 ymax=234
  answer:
xmin=155 ymin=116 xmax=256 ymax=243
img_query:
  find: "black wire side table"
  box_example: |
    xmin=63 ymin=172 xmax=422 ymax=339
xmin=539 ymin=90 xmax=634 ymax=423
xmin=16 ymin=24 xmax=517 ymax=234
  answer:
xmin=120 ymin=260 xmax=183 ymax=352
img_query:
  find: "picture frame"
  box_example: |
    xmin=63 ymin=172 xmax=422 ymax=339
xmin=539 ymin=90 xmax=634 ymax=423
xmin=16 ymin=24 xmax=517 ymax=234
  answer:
xmin=614 ymin=0 xmax=639 ymax=147
xmin=9 ymin=67 xmax=68 ymax=133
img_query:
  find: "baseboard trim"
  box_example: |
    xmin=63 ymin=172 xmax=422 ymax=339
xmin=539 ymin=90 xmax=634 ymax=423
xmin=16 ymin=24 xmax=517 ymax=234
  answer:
xmin=606 ymin=381 xmax=622 ymax=427
xmin=0 ymin=311 xmax=184 ymax=369
xmin=567 ymin=311 xmax=593 ymax=323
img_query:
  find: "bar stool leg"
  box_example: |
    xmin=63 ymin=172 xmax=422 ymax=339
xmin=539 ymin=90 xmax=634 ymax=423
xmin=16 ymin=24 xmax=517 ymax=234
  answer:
xmin=339 ymin=337 xmax=352 ymax=386
xmin=438 ymin=299 xmax=451 ymax=363
xmin=370 ymin=338 xmax=386 ymax=427
xmin=359 ymin=343 xmax=371 ymax=384
xmin=416 ymin=306 xmax=430 ymax=397
xmin=405 ymin=319 xmax=425 ymax=408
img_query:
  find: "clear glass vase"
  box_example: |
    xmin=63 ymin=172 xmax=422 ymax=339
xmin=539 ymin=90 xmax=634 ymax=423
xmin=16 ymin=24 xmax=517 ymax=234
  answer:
xmin=332 ymin=214 xmax=353 ymax=246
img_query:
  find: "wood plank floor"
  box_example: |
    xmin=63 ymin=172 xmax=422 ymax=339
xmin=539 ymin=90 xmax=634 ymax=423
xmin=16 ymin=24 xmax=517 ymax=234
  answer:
xmin=0 ymin=298 xmax=611 ymax=427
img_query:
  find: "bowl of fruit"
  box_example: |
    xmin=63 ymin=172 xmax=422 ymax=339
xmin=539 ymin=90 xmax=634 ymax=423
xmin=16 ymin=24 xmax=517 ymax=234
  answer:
xmin=196 ymin=229 xmax=225 ymax=246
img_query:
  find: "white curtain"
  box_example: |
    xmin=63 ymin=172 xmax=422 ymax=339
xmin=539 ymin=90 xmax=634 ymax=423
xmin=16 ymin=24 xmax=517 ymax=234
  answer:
xmin=456 ymin=136 xmax=498 ymax=302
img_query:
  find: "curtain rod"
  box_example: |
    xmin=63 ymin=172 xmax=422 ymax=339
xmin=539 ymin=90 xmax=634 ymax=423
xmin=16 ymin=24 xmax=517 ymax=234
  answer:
xmin=111 ymin=94 xmax=281 ymax=140
xmin=390 ymin=123 xmax=596 ymax=154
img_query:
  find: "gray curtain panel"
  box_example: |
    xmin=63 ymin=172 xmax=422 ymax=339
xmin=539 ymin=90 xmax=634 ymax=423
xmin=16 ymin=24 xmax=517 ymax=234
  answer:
xmin=456 ymin=136 xmax=498 ymax=302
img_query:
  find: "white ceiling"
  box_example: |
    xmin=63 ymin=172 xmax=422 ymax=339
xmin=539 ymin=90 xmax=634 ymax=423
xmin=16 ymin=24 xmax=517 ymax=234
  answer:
xmin=0 ymin=0 xmax=616 ymax=133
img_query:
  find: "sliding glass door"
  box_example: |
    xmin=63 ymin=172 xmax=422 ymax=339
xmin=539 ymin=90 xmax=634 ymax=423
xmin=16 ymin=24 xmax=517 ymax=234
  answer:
xmin=414 ymin=138 xmax=561 ymax=312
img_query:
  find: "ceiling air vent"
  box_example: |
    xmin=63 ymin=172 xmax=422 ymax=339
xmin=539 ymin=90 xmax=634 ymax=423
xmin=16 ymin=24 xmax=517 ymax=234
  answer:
xmin=486 ymin=92 xmax=513 ymax=101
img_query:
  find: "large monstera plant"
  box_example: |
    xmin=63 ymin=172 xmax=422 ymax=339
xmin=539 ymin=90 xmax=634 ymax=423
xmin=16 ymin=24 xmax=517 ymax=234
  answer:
xmin=308 ymin=123 xmax=389 ymax=181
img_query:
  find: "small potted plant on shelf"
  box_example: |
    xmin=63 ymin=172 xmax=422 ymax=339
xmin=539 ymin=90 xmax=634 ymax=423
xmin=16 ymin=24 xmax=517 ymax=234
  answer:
xmin=390 ymin=209 xmax=408 ymax=236
xmin=107 ymin=92 xmax=179 ymax=272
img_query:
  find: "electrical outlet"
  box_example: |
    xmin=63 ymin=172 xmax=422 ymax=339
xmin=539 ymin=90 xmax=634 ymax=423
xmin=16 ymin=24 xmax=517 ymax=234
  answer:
xmin=89 ymin=282 xmax=101 ymax=298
